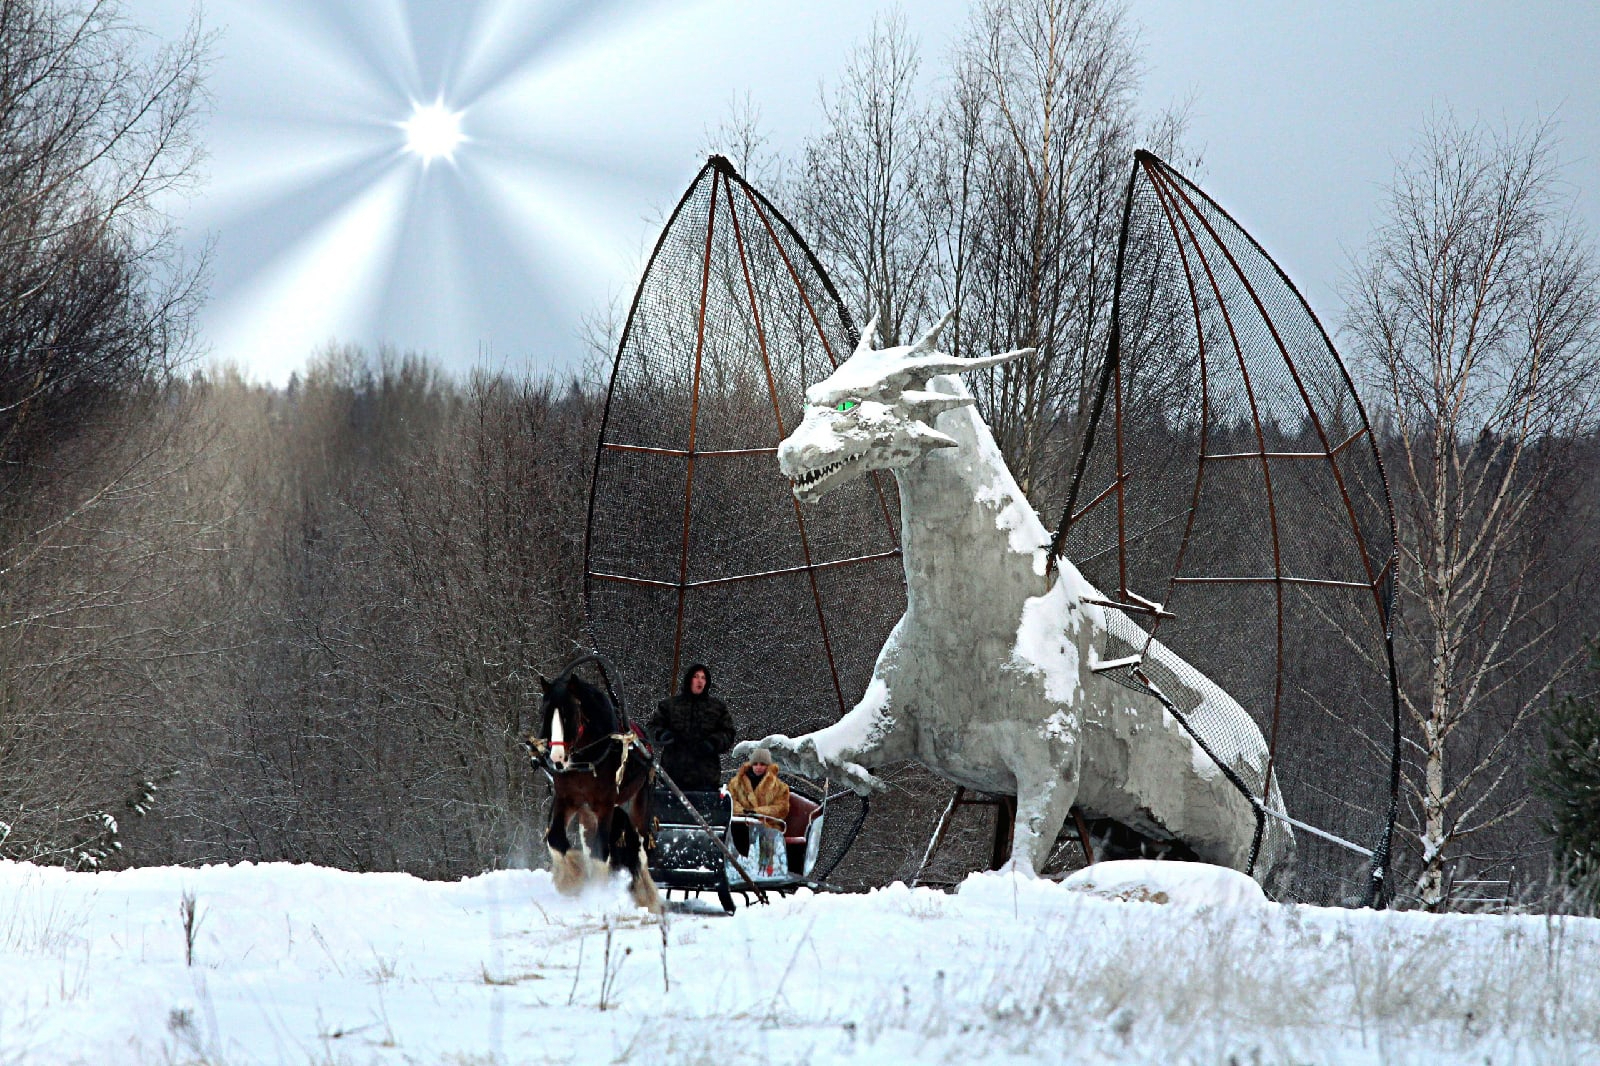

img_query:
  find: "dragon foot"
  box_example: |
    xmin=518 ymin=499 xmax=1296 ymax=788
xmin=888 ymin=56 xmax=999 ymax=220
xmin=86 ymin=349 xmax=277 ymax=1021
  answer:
xmin=735 ymin=734 xmax=885 ymax=795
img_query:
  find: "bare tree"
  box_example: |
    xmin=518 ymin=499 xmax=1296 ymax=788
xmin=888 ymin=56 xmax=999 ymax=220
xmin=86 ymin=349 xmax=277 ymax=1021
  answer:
xmin=0 ymin=0 xmax=208 ymax=866
xmin=1344 ymin=116 xmax=1600 ymax=908
xmin=938 ymin=0 xmax=1189 ymax=506
xmin=0 ymin=0 xmax=207 ymax=467
xmin=786 ymin=0 xmax=1190 ymax=507
xmin=0 ymin=382 xmax=228 ymax=867
xmin=793 ymin=8 xmax=938 ymax=349
xmin=154 ymin=350 xmax=601 ymax=876
xmin=701 ymin=90 xmax=783 ymax=188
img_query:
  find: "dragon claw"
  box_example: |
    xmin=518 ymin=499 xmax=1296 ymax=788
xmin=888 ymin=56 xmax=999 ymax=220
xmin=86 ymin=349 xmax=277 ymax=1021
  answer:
xmin=736 ymin=734 xmax=885 ymax=795
xmin=836 ymin=761 xmax=885 ymax=795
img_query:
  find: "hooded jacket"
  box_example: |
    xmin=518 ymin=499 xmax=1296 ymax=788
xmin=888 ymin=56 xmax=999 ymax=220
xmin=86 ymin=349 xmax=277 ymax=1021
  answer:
xmin=647 ymin=664 xmax=736 ymax=790
xmin=726 ymin=762 xmax=790 ymax=829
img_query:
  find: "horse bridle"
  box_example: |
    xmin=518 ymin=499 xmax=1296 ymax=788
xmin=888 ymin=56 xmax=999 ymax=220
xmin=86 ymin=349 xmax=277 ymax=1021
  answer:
xmin=532 ymin=652 xmax=634 ymax=777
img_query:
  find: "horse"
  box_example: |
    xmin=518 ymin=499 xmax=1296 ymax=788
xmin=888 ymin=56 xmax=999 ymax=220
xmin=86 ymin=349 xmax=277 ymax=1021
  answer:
xmin=528 ymin=655 xmax=661 ymax=912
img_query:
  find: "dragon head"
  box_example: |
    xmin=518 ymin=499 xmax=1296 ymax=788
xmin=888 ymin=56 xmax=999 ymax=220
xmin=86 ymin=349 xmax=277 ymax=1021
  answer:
xmin=778 ymin=312 xmax=1032 ymax=502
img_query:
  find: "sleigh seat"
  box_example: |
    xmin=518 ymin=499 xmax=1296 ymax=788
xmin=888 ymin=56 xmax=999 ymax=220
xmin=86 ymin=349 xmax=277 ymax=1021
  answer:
xmin=783 ymin=793 xmax=822 ymax=876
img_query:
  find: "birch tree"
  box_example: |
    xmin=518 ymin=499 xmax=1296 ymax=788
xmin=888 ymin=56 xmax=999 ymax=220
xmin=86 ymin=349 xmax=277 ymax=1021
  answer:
xmin=933 ymin=0 xmax=1156 ymax=501
xmin=1345 ymin=117 xmax=1600 ymax=908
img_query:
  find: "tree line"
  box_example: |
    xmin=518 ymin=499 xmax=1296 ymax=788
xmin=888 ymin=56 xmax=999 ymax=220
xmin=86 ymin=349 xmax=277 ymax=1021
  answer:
xmin=4 ymin=0 xmax=1598 ymax=908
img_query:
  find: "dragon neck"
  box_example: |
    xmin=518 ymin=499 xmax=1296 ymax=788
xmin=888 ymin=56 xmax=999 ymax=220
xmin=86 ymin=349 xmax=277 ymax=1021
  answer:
xmin=889 ymin=381 xmax=1056 ymax=624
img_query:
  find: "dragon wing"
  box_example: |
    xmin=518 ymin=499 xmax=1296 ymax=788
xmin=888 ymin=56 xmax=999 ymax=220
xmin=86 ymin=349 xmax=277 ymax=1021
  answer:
xmin=1051 ymin=151 xmax=1402 ymax=906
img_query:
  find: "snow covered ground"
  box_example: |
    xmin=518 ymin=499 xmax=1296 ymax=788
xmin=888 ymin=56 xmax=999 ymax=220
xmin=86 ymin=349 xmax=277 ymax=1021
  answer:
xmin=2 ymin=858 xmax=1596 ymax=1065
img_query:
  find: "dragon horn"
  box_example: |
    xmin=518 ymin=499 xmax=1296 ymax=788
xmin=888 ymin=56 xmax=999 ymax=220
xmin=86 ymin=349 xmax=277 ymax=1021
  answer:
xmin=954 ymin=346 xmax=1034 ymax=372
xmin=854 ymin=314 xmax=881 ymax=357
xmin=902 ymin=389 xmax=975 ymax=420
xmin=908 ymin=346 xmax=1035 ymax=382
xmin=909 ymin=310 xmax=956 ymax=354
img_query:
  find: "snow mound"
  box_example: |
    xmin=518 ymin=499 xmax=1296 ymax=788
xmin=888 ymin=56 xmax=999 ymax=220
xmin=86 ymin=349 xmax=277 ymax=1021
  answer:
xmin=1060 ymin=859 xmax=1267 ymax=907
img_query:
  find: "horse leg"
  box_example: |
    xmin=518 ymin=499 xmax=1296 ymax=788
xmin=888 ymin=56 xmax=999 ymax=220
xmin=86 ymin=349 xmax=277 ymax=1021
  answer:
xmin=566 ymin=798 xmax=607 ymax=891
xmin=571 ymin=805 xmax=610 ymax=886
xmin=621 ymin=775 xmax=661 ymax=912
xmin=546 ymin=791 xmax=571 ymax=854
xmin=547 ymin=801 xmax=587 ymax=897
xmin=591 ymin=800 xmax=614 ymax=867
xmin=611 ymin=806 xmax=661 ymax=914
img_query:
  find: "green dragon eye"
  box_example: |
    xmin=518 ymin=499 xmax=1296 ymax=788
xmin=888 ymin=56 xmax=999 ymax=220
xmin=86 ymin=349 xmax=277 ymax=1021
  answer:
xmin=836 ymin=400 xmax=858 ymax=412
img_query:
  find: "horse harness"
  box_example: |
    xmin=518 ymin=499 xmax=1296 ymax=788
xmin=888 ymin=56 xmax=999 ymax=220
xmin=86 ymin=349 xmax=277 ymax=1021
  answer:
xmin=527 ymin=729 xmax=646 ymax=788
xmin=526 ymin=653 xmax=651 ymax=788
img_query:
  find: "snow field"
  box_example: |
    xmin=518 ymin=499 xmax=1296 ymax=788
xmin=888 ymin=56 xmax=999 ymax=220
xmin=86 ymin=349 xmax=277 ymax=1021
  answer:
xmin=1 ymin=858 xmax=1597 ymax=1064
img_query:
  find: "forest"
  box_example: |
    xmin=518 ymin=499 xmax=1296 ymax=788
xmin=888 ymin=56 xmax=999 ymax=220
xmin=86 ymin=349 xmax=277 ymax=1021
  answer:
xmin=3 ymin=0 xmax=1598 ymax=912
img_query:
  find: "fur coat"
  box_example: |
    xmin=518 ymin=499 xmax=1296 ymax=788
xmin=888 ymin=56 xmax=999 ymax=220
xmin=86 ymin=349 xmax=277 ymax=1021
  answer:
xmin=727 ymin=764 xmax=790 ymax=829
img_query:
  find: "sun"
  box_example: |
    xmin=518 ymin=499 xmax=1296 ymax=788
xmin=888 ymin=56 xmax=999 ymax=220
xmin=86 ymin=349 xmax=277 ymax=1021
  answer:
xmin=401 ymin=101 xmax=465 ymax=163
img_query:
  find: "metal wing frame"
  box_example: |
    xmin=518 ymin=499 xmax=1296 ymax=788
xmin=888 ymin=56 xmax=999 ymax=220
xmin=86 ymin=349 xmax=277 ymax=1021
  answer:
xmin=1052 ymin=150 xmax=1403 ymax=906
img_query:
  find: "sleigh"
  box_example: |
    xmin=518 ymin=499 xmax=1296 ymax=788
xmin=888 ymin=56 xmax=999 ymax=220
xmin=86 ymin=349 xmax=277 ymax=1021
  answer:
xmin=647 ymin=782 xmax=829 ymax=912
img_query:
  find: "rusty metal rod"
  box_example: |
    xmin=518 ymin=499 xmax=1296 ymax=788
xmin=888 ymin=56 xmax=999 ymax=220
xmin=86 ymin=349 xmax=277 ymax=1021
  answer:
xmin=602 ymin=443 xmax=779 ymax=458
xmin=588 ymin=549 xmax=902 ymax=591
xmin=1170 ymin=575 xmax=1374 ymax=590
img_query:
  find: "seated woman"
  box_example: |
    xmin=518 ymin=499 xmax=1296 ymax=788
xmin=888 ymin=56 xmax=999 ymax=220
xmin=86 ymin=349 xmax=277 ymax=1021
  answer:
xmin=726 ymin=748 xmax=791 ymax=878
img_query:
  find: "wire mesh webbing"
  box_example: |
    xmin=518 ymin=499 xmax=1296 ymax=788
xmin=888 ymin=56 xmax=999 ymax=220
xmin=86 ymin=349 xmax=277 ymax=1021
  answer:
xmin=1054 ymin=151 xmax=1402 ymax=905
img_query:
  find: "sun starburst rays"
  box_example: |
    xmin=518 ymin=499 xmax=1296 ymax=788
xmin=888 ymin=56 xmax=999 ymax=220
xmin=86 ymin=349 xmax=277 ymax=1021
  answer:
xmin=401 ymin=100 xmax=465 ymax=163
xmin=194 ymin=0 xmax=664 ymax=383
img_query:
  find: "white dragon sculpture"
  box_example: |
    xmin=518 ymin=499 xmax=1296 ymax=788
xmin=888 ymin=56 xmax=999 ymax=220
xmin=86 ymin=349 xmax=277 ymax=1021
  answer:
xmin=737 ymin=315 xmax=1295 ymax=893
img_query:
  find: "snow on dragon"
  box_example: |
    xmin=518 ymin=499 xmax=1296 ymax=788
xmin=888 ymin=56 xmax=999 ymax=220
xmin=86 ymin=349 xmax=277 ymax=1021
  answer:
xmin=737 ymin=315 xmax=1295 ymax=894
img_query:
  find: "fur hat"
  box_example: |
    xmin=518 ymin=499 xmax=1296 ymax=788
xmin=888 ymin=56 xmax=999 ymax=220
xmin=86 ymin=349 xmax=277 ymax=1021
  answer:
xmin=750 ymin=747 xmax=773 ymax=766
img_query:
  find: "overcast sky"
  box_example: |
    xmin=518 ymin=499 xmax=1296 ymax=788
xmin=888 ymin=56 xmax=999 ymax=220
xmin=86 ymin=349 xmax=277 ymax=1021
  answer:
xmin=133 ymin=0 xmax=1600 ymax=384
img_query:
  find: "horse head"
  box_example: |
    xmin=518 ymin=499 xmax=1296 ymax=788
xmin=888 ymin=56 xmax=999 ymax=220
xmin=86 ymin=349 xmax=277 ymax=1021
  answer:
xmin=537 ymin=657 xmax=622 ymax=770
xmin=777 ymin=311 xmax=1032 ymax=502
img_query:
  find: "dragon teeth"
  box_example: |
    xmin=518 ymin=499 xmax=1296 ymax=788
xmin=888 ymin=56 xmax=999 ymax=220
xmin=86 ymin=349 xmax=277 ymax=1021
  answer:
xmin=793 ymin=452 xmax=863 ymax=488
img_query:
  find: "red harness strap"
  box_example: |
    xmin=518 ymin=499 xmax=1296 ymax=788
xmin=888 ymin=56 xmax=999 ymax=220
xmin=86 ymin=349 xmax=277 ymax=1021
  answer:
xmin=548 ymin=716 xmax=587 ymax=757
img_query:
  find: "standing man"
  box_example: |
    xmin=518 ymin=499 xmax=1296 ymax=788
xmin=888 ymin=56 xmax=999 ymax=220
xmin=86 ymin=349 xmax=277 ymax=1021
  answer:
xmin=648 ymin=662 xmax=736 ymax=790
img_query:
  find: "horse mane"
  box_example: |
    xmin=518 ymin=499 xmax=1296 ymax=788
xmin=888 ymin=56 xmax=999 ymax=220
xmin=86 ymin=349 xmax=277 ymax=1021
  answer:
xmin=569 ymin=673 xmax=620 ymax=734
xmin=543 ymin=669 xmax=621 ymax=739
